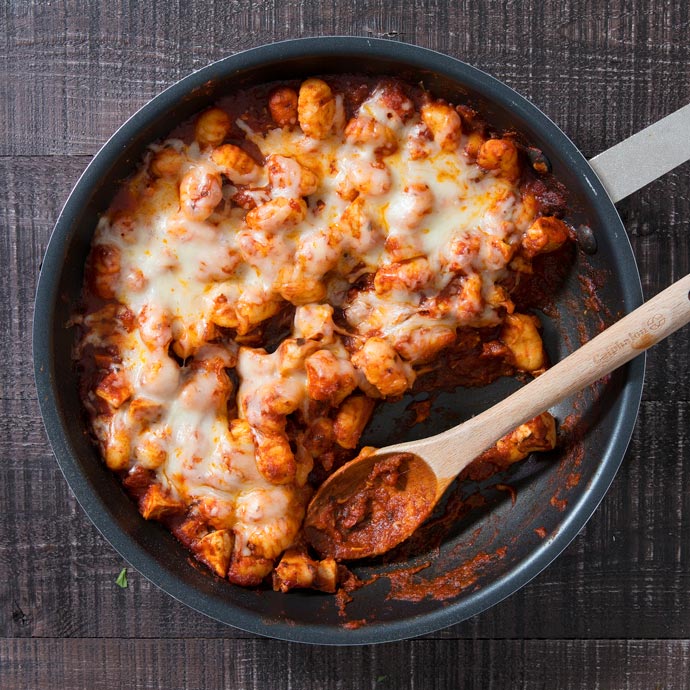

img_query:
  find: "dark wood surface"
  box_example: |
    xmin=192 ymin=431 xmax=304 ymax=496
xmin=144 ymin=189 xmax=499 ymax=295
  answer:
xmin=2 ymin=1 xmax=689 ymax=688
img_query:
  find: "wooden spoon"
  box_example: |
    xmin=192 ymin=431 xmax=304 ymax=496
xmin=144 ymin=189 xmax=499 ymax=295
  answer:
xmin=305 ymin=274 xmax=690 ymax=560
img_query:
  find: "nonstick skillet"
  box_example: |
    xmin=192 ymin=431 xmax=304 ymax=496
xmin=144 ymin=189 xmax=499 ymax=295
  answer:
xmin=33 ymin=37 xmax=690 ymax=644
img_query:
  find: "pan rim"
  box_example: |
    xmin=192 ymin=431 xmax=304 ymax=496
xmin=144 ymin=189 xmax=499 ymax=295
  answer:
xmin=33 ymin=36 xmax=644 ymax=645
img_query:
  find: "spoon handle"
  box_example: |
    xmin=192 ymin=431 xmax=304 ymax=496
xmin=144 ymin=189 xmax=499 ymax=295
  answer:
xmin=423 ymin=273 xmax=690 ymax=481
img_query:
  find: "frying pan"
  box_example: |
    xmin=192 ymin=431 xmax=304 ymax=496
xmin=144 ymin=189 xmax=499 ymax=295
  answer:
xmin=32 ymin=37 xmax=686 ymax=644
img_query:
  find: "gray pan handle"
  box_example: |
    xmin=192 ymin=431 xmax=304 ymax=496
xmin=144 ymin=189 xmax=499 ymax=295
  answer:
xmin=588 ymin=102 xmax=690 ymax=203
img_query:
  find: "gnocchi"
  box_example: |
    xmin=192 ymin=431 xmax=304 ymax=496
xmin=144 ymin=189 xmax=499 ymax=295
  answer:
xmin=298 ymin=78 xmax=336 ymax=139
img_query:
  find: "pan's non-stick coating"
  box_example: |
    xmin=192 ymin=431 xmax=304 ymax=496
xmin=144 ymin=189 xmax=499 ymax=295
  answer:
xmin=33 ymin=38 xmax=643 ymax=644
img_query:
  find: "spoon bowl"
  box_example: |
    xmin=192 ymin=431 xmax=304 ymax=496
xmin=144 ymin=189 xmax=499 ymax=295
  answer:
xmin=305 ymin=451 xmax=439 ymax=560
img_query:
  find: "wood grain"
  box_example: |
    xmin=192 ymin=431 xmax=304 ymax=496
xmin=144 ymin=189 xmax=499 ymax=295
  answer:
xmin=2 ymin=639 xmax=690 ymax=690
xmin=2 ymin=0 xmax=690 ymax=686
xmin=2 ymin=2 xmax=689 ymax=157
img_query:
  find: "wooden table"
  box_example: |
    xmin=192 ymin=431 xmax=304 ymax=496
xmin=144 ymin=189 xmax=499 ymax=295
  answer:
xmin=2 ymin=1 xmax=689 ymax=688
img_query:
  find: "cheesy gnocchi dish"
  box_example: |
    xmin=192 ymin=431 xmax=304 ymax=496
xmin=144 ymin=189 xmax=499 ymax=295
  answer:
xmin=74 ymin=76 xmax=570 ymax=593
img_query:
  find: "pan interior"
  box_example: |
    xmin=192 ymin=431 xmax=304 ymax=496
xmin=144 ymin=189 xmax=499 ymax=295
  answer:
xmin=35 ymin=39 xmax=643 ymax=644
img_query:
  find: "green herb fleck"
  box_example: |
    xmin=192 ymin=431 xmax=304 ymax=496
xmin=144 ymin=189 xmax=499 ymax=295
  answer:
xmin=115 ymin=568 xmax=128 ymax=588
xmin=376 ymin=676 xmax=388 ymax=684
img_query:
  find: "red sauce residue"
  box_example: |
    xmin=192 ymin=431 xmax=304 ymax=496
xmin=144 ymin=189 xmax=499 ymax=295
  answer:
xmin=566 ymin=472 xmax=581 ymax=489
xmin=550 ymin=493 xmax=567 ymax=512
xmin=576 ymin=317 xmax=589 ymax=353
xmin=414 ymin=327 xmax=515 ymax=393
xmin=386 ymin=547 xmax=508 ymax=602
xmin=522 ymin=177 xmax=569 ymax=217
xmin=510 ymin=243 xmax=576 ymax=318
xmin=460 ymin=459 xmax=505 ymax=482
xmin=534 ymin=527 xmax=547 ymax=539
xmin=334 ymin=587 xmax=352 ymax=617
xmin=556 ymin=415 xmax=584 ymax=474
xmin=407 ymin=398 xmax=432 ymax=425
xmin=335 ymin=567 xmax=363 ymax=619
xmin=495 ymin=483 xmax=517 ymax=506
xmin=578 ymin=272 xmax=611 ymax=328
xmin=559 ymin=414 xmax=579 ymax=434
